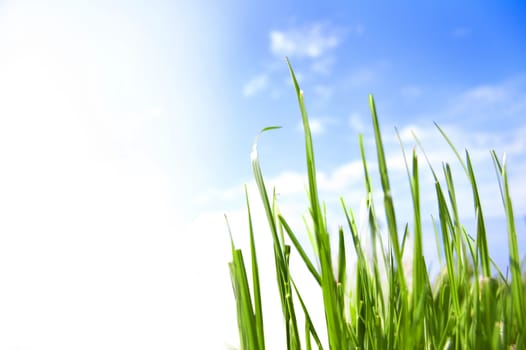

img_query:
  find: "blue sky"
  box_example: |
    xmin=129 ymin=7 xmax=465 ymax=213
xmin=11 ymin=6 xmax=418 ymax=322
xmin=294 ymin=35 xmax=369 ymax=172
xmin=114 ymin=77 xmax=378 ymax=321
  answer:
xmin=0 ymin=1 xmax=525 ymax=349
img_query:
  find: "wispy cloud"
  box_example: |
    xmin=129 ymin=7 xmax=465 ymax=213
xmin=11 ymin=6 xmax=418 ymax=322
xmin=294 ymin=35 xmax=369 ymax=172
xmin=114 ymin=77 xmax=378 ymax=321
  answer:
xmin=353 ymin=24 xmax=365 ymax=37
xmin=242 ymin=73 xmax=269 ymax=97
xmin=348 ymin=112 xmax=366 ymax=133
xmin=296 ymin=116 xmax=338 ymax=135
xmin=310 ymin=56 xmax=336 ymax=75
xmin=451 ymin=27 xmax=471 ymax=38
xmin=463 ymin=84 xmax=508 ymax=104
xmin=345 ymin=67 xmax=377 ymax=87
xmin=434 ymin=76 xmax=526 ymax=126
xmin=244 ymin=22 xmax=347 ymax=100
xmin=311 ymin=119 xmax=325 ymax=135
xmin=400 ymin=85 xmax=423 ymax=100
xmin=313 ymin=84 xmax=334 ymax=102
xmin=270 ymin=23 xmax=342 ymax=59
xmin=306 ymin=118 xmax=325 ymax=135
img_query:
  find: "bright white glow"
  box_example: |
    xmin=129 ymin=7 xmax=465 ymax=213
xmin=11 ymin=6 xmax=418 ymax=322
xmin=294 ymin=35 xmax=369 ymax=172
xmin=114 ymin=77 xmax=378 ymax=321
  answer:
xmin=308 ymin=118 xmax=325 ymax=135
xmin=251 ymin=143 xmax=259 ymax=161
xmin=0 ymin=2 xmax=236 ymax=349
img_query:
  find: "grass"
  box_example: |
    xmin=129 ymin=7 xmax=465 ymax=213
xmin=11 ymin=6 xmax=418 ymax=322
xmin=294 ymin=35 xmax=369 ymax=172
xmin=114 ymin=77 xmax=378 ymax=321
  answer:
xmin=227 ymin=59 xmax=526 ymax=349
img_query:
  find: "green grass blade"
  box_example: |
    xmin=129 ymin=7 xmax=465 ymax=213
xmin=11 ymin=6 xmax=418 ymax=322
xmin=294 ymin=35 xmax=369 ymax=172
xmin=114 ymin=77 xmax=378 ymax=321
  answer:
xmin=496 ymin=155 xmax=525 ymax=333
xmin=251 ymin=126 xmax=301 ymax=348
xmin=443 ymin=163 xmax=470 ymax=278
xmin=369 ymin=95 xmax=406 ymax=295
xmin=291 ymin=278 xmax=325 ymax=350
xmin=434 ymin=123 xmax=468 ymax=175
xmin=283 ymin=245 xmax=301 ymax=350
xmin=287 ymin=57 xmax=345 ymax=349
xmin=341 ymin=198 xmax=366 ymax=263
xmin=279 ymin=214 xmax=322 ymax=286
xmin=251 ymin=128 xmax=284 ymax=260
xmin=359 ymin=133 xmax=387 ymax=270
xmin=435 ymin=184 xmax=461 ymax=314
xmin=465 ymin=151 xmax=491 ymax=278
xmin=245 ymin=185 xmax=265 ymax=349
xmin=228 ymin=60 xmax=526 ymax=350
xmin=226 ymin=215 xmax=259 ymax=349
xmin=395 ymin=130 xmax=425 ymax=298
xmin=337 ymin=226 xmax=347 ymax=288
xmin=434 ymin=124 xmax=491 ymax=276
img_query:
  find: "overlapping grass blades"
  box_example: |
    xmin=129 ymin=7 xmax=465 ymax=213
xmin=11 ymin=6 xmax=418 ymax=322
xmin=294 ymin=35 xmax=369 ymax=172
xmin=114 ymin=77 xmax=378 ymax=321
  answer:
xmin=228 ymin=61 xmax=525 ymax=349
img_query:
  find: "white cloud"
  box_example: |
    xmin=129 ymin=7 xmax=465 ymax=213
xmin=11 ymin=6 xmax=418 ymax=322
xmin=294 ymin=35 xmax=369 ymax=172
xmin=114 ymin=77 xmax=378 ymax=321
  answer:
xmin=253 ymin=160 xmax=363 ymax=197
xmin=348 ymin=112 xmax=365 ymax=133
xmin=452 ymin=27 xmax=471 ymax=38
xmin=270 ymin=23 xmax=341 ymax=59
xmin=267 ymin=171 xmax=308 ymax=196
xmin=400 ymin=85 xmax=423 ymax=100
xmin=317 ymin=161 xmax=363 ymax=192
xmin=464 ymin=84 xmax=508 ymax=104
xmin=444 ymin=77 xmax=526 ymax=124
xmin=242 ymin=73 xmax=269 ymax=97
xmin=270 ymin=88 xmax=283 ymax=100
xmin=353 ymin=24 xmax=365 ymax=36
xmin=309 ymin=118 xmax=326 ymax=135
xmin=313 ymin=84 xmax=334 ymax=101
xmin=311 ymin=56 xmax=336 ymax=75
xmin=296 ymin=117 xmax=338 ymax=135
xmin=342 ymin=61 xmax=390 ymax=89
xmin=346 ymin=67 xmax=376 ymax=86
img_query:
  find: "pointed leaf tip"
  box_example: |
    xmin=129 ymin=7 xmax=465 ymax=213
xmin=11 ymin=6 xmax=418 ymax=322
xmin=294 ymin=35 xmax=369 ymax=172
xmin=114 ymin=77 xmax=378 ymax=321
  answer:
xmin=261 ymin=126 xmax=282 ymax=133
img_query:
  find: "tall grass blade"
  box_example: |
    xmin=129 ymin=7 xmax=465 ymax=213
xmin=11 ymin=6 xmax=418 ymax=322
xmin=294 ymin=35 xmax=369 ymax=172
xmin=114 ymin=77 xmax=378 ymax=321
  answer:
xmin=228 ymin=61 xmax=525 ymax=350
xmin=244 ymin=185 xmax=265 ymax=349
xmin=279 ymin=214 xmax=322 ymax=286
xmin=491 ymin=153 xmax=525 ymax=342
xmin=227 ymin=215 xmax=260 ymax=350
xmin=369 ymin=95 xmax=407 ymax=295
xmin=251 ymin=126 xmax=301 ymax=348
xmin=287 ymin=57 xmax=346 ymax=349
xmin=465 ymin=152 xmax=491 ymax=278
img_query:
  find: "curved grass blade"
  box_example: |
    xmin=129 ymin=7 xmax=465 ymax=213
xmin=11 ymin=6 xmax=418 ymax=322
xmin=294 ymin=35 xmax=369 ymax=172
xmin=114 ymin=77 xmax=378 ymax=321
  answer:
xmin=251 ymin=126 xmax=301 ymax=348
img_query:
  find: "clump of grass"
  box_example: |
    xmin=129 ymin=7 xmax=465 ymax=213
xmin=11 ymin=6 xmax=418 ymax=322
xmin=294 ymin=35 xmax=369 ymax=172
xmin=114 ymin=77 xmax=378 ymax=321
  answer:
xmin=227 ymin=60 xmax=526 ymax=349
